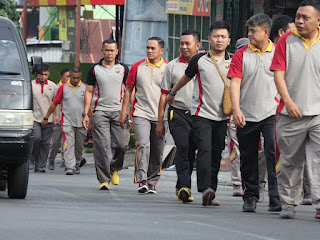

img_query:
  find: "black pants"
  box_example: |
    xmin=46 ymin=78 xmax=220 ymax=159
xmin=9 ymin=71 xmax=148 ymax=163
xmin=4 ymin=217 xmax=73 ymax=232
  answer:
xmin=237 ymin=115 xmax=279 ymax=201
xmin=168 ymin=106 xmax=195 ymax=189
xmin=192 ymin=115 xmax=227 ymax=192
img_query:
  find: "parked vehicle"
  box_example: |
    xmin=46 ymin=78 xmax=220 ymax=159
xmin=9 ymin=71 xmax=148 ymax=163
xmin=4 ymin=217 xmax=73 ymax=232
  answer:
xmin=0 ymin=16 xmax=42 ymax=199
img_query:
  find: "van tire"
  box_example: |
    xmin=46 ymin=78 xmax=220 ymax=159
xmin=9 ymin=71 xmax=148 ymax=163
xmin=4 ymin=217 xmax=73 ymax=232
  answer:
xmin=7 ymin=161 xmax=29 ymax=199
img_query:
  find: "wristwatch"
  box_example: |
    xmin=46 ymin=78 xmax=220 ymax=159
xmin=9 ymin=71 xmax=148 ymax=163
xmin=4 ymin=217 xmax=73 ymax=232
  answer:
xmin=82 ymin=112 xmax=88 ymax=117
xmin=43 ymin=117 xmax=48 ymax=121
xmin=168 ymin=89 xmax=176 ymax=96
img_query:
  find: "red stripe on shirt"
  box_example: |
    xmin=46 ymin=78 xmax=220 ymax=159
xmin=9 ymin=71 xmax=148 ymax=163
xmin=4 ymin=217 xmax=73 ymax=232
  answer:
xmin=276 ymin=98 xmax=285 ymax=113
xmin=126 ymin=59 xmax=145 ymax=87
xmin=227 ymin=45 xmax=247 ymax=80
xmin=52 ymin=83 xmax=67 ymax=105
xmin=94 ymin=81 xmax=100 ymax=111
xmin=270 ymin=31 xmax=292 ymax=72
xmin=161 ymin=89 xmax=169 ymax=94
xmin=131 ymin=88 xmax=138 ymax=116
xmin=195 ymin=62 xmax=203 ymax=115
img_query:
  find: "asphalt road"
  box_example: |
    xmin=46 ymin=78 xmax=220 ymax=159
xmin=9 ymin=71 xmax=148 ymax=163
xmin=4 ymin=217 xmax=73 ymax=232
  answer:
xmin=0 ymin=165 xmax=319 ymax=240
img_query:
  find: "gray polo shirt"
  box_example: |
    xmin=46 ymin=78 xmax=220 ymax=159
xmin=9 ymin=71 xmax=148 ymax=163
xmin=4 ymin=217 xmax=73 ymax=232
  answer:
xmin=161 ymin=55 xmax=195 ymax=111
xmin=185 ymin=52 xmax=231 ymax=121
xmin=270 ymin=28 xmax=320 ymax=116
xmin=126 ymin=58 xmax=168 ymax=121
xmin=86 ymin=58 xmax=129 ymax=112
xmin=227 ymin=41 xmax=278 ymax=122
xmin=53 ymin=81 xmax=86 ymax=128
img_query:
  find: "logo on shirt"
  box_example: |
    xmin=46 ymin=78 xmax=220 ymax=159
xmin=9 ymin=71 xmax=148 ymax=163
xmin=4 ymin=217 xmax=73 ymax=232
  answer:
xmin=224 ymin=63 xmax=230 ymax=70
xmin=48 ymin=86 xmax=53 ymax=91
xmin=81 ymin=91 xmax=84 ymax=96
xmin=115 ymin=68 xmax=120 ymax=74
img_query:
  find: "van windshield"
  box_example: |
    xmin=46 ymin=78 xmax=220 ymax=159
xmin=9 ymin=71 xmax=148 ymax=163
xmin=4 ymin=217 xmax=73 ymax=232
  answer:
xmin=0 ymin=27 xmax=23 ymax=78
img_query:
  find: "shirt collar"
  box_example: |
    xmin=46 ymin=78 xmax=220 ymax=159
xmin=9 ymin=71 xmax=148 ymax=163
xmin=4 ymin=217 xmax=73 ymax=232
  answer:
xmin=35 ymin=77 xmax=48 ymax=85
xmin=146 ymin=57 xmax=164 ymax=68
xmin=249 ymin=40 xmax=274 ymax=54
xmin=179 ymin=54 xmax=189 ymax=63
xmin=207 ymin=50 xmax=232 ymax=60
xmin=293 ymin=27 xmax=320 ymax=44
xmin=98 ymin=58 xmax=120 ymax=66
xmin=67 ymin=80 xmax=82 ymax=87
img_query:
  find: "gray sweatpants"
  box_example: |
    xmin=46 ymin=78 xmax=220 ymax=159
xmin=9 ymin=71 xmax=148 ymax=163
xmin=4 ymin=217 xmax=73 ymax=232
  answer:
xmin=276 ymin=114 xmax=320 ymax=208
xmin=30 ymin=121 xmax=53 ymax=170
xmin=62 ymin=125 xmax=86 ymax=170
xmin=133 ymin=116 xmax=167 ymax=185
xmin=93 ymin=110 xmax=129 ymax=184
xmin=48 ymin=124 xmax=64 ymax=164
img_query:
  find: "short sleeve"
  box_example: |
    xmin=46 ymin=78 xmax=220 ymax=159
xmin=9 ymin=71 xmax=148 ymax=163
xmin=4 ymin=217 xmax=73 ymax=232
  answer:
xmin=52 ymin=84 xmax=65 ymax=105
xmin=160 ymin=61 xmax=174 ymax=94
xmin=126 ymin=60 xmax=144 ymax=87
xmin=121 ymin=63 xmax=129 ymax=85
xmin=270 ymin=32 xmax=290 ymax=72
xmin=185 ymin=53 xmax=204 ymax=79
xmin=86 ymin=65 xmax=97 ymax=86
xmin=227 ymin=46 xmax=246 ymax=80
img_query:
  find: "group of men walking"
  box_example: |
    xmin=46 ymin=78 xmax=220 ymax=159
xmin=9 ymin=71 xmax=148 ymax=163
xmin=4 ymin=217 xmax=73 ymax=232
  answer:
xmin=29 ymin=0 xmax=320 ymax=221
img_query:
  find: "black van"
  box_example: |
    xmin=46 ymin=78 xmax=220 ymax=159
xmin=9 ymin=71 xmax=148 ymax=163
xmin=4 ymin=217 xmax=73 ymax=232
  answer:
xmin=0 ymin=16 xmax=41 ymax=199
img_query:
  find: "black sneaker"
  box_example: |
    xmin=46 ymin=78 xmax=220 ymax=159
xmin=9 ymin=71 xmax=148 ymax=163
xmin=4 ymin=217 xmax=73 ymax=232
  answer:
xmin=137 ymin=180 xmax=148 ymax=193
xmin=79 ymin=158 xmax=86 ymax=168
xmin=242 ymin=197 xmax=257 ymax=212
xmin=268 ymin=196 xmax=282 ymax=212
xmin=148 ymin=183 xmax=157 ymax=194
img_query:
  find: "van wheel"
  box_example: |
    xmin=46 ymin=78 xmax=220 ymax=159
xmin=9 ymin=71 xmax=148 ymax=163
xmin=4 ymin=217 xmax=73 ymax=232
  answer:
xmin=7 ymin=161 xmax=29 ymax=199
xmin=0 ymin=180 xmax=6 ymax=191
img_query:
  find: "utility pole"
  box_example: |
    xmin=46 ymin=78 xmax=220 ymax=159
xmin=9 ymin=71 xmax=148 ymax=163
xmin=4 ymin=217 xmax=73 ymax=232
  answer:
xmin=23 ymin=0 xmax=27 ymax=43
xmin=75 ymin=0 xmax=81 ymax=67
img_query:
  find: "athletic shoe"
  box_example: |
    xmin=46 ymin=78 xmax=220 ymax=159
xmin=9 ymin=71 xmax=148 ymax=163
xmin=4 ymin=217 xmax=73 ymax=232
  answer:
xmin=258 ymin=183 xmax=265 ymax=203
xmin=175 ymin=189 xmax=180 ymax=200
xmin=301 ymin=197 xmax=312 ymax=205
xmin=202 ymin=188 xmax=215 ymax=206
xmin=232 ymin=185 xmax=243 ymax=197
xmin=34 ymin=168 xmax=45 ymax=173
xmin=99 ymin=182 xmax=110 ymax=190
xmin=268 ymin=196 xmax=282 ymax=212
xmin=178 ymin=187 xmax=193 ymax=203
xmin=47 ymin=162 xmax=55 ymax=170
xmin=242 ymin=197 xmax=257 ymax=212
xmin=314 ymin=209 xmax=320 ymax=219
xmin=60 ymin=160 xmax=65 ymax=168
xmin=65 ymin=168 xmax=75 ymax=175
xmin=137 ymin=180 xmax=148 ymax=193
xmin=209 ymin=199 xmax=220 ymax=206
xmin=148 ymin=183 xmax=157 ymax=194
xmin=279 ymin=205 xmax=295 ymax=219
xmin=29 ymin=162 xmax=34 ymax=170
xmin=79 ymin=158 xmax=86 ymax=168
xmin=74 ymin=167 xmax=80 ymax=175
xmin=111 ymin=171 xmax=119 ymax=185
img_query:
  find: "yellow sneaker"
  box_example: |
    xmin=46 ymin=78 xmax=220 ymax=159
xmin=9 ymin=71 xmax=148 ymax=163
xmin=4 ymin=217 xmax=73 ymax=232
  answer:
xmin=178 ymin=187 xmax=194 ymax=203
xmin=111 ymin=171 xmax=119 ymax=185
xmin=99 ymin=182 xmax=110 ymax=190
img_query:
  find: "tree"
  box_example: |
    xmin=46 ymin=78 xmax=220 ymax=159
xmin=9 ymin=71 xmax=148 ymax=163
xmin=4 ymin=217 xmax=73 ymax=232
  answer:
xmin=0 ymin=0 xmax=20 ymax=24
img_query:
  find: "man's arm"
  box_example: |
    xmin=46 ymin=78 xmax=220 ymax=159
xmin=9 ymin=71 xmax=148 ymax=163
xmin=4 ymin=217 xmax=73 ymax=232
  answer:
xmin=273 ymin=70 xmax=301 ymax=118
xmin=82 ymin=85 xmax=94 ymax=130
xmin=156 ymin=93 xmax=167 ymax=139
xmin=230 ymin=77 xmax=246 ymax=128
xmin=166 ymin=74 xmax=192 ymax=105
xmin=53 ymin=104 xmax=60 ymax=125
xmin=120 ymin=86 xmax=133 ymax=129
xmin=41 ymin=102 xmax=58 ymax=127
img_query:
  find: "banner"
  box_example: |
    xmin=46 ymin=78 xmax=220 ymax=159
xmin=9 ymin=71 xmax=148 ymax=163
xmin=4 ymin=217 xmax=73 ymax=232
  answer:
xmin=166 ymin=0 xmax=210 ymax=16
xmin=58 ymin=6 xmax=67 ymax=40
xmin=29 ymin=0 xmax=124 ymax=5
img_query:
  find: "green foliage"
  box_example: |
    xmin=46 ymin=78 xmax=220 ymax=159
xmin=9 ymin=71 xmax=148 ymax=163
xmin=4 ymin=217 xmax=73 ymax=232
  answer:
xmin=0 ymin=0 xmax=20 ymax=24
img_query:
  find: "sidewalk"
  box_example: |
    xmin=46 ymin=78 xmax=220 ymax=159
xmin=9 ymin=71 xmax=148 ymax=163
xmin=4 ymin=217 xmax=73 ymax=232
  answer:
xmin=54 ymin=149 xmax=233 ymax=186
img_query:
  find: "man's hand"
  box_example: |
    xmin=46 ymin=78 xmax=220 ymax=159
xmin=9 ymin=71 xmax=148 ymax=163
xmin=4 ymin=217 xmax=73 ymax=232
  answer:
xmin=285 ymin=100 xmax=302 ymax=118
xmin=82 ymin=115 xmax=90 ymax=130
xmin=166 ymin=95 xmax=175 ymax=105
xmin=156 ymin=122 xmax=165 ymax=139
xmin=53 ymin=115 xmax=59 ymax=126
xmin=119 ymin=111 xmax=127 ymax=129
xmin=233 ymin=109 xmax=246 ymax=128
xmin=41 ymin=119 xmax=48 ymax=128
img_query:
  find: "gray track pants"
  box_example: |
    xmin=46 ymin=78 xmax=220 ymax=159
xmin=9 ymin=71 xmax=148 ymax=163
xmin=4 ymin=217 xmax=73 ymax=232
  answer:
xmin=93 ymin=110 xmax=129 ymax=184
xmin=276 ymin=114 xmax=320 ymax=208
xmin=133 ymin=116 xmax=167 ymax=185
xmin=48 ymin=124 xmax=64 ymax=164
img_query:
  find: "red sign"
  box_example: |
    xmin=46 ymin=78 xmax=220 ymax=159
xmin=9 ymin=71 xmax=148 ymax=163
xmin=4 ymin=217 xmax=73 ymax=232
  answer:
xmin=192 ymin=0 xmax=210 ymax=16
xmin=29 ymin=0 xmax=125 ymax=6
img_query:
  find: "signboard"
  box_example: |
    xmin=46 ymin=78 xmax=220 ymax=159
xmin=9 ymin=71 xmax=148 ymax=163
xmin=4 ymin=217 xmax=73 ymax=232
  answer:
xmin=59 ymin=6 xmax=67 ymax=40
xmin=29 ymin=0 xmax=125 ymax=5
xmin=166 ymin=0 xmax=210 ymax=16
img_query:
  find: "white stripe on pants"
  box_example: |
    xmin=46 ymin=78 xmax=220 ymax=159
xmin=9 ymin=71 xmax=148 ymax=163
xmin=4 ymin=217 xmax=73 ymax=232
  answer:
xmin=276 ymin=113 xmax=320 ymax=208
